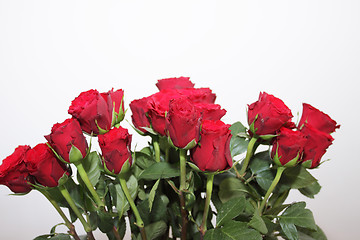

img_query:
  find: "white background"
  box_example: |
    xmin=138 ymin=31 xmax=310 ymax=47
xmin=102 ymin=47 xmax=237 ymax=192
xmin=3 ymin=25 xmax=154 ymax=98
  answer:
xmin=0 ymin=1 xmax=359 ymax=239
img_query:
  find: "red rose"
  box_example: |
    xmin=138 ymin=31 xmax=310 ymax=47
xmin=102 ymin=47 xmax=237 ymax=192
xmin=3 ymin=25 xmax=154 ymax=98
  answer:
xmin=148 ymin=89 xmax=182 ymax=136
xmin=178 ymin=88 xmax=216 ymax=104
xmin=194 ymin=103 xmax=226 ymax=121
xmin=45 ymin=118 xmax=88 ymax=163
xmin=0 ymin=145 xmax=33 ymax=193
xmin=298 ymin=103 xmax=340 ymax=134
xmin=156 ymin=76 xmax=195 ymax=90
xmin=98 ymin=127 xmax=132 ymax=175
xmin=190 ymin=120 xmax=232 ymax=172
xmin=271 ymin=127 xmax=307 ymax=167
xmin=129 ymin=96 xmax=152 ymax=133
xmin=300 ymin=124 xmax=334 ymax=168
xmin=166 ymin=97 xmax=202 ymax=149
xmin=25 ymin=143 xmax=70 ymax=188
xmin=248 ymin=92 xmax=293 ymax=136
xmin=68 ymin=89 xmax=113 ymax=135
xmin=102 ymin=88 xmax=125 ymax=124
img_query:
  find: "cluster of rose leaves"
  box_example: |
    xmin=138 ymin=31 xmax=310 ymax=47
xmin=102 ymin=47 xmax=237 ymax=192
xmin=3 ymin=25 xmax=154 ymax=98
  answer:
xmin=0 ymin=77 xmax=339 ymax=240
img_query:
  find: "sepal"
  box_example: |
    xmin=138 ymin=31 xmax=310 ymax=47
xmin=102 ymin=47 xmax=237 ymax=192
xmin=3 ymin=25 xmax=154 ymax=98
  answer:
xmin=69 ymin=145 xmax=84 ymax=164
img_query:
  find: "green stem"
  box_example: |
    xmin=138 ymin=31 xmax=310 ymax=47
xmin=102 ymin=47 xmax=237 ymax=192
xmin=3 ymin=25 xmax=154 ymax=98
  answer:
xmin=179 ymin=149 xmax=187 ymax=191
xmin=239 ymin=137 xmax=258 ymax=176
xmin=259 ymin=167 xmax=285 ymax=215
xmin=153 ymin=136 xmax=161 ymax=163
xmin=118 ymin=176 xmax=147 ymax=240
xmin=58 ymin=185 xmax=92 ymax=233
xmin=179 ymin=149 xmax=188 ymax=240
xmin=74 ymin=161 xmax=105 ymax=208
xmin=164 ymin=145 xmax=170 ymax=162
xmin=200 ymin=173 xmax=215 ymax=235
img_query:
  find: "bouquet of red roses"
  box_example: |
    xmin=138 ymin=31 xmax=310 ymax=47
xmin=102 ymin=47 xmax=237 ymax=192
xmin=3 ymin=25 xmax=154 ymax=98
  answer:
xmin=0 ymin=77 xmax=339 ymax=240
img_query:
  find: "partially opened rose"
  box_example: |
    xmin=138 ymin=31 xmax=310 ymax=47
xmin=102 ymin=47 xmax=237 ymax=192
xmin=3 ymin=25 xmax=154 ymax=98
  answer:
xmin=45 ymin=118 xmax=88 ymax=163
xmin=190 ymin=120 xmax=232 ymax=172
xmin=98 ymin=126 xmax=132 ymax=175
xmin=25 ymin=143 xmax=70 ymax=188
xmin=248 ymin=92 xmax=293 ymax=136
xmin=129 ymin=96 xmax=152 ymax=134
xmin=156 ymin=76 xmax=194 ymax=90
xmin=102 ymin=88 xmax=125 ymax=125
xmin=0 ymin=145 xmax=33 ymax=193
xmin=194 ymin=103 xmax=226 ymax=120
xmin=166 ymin=97 xmax=202 ymax=149
xmin=178 ymin=88 xmax=216 ymax=104
xmin=68 ymin=89 xmax=113 ymax=135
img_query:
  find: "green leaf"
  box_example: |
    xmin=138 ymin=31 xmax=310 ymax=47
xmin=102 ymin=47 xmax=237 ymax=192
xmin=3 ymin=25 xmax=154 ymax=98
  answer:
xmin=280 ymin=222 xmax=298 ymax=240
xmin=221 ymin=221 xmax=262 ymax=240
xmin=230 ymin=136 xmax=249 ymax=157
xmin=50 ymin=223 xmax=66 ymax=235
xmin=33 ymin=235 xmax=53 ymax=240
xmin=298 ymin=225 xmax=327 ymax=240
xmin=144 ymin=220 xmax=168 ymax=240
xmin=256 ymin=169 xmax=275 ymax=191
xmin=299 ymin=181 xmax=321 ymax=199
xmin=249 ymin=151 xmax=272 ymax=174
xmin=248 ymin=211 xmax=268 ymax=234
xmin=51 ymin=234 xmax=72 ymax=240
xmin=204 ymin=228 xmax=224 ymax=240
xmin=229 ymin=121 xmax=247 ymax=135
xmin=280 ymin=165 xmax=317 ymax=190
xmin=138 ymin=162 xmax=180 ymax=180
xmin=80 ymin=151 xmax=102 ymax=186
xmin=218 ymin=177 xmax=250 ymax=202
xmin=148 ymin=179 xmax=160 ymax=212
xmin=134 ymin=152 xmax=156 ymax=170
xmin=97 ymin=210 xmax=114 ymax=233
xmin=216 ymin=197 xmax=246 ymax=227
xmin=279 ymin=202 xmax=317 ymax=230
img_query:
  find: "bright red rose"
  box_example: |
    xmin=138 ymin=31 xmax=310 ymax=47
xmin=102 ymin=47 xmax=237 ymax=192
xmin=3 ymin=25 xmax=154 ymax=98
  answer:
xmin=102 ymin=88 xmax=125 ymax=124
xmin=45 ymin=118 xmax=88 ymax=163
xmin=298 ymin=103 xmax=340 ymax=134
xmin=166 ymin=97 xmax=202 ymax=149
xmin=68 ymin=89 xmax=113 ymax=135
xmin=190 ymin=120 xmax=232 ymax=172
xmin=178 ymin=88 xmax=216 ymax=104
xmin=0 ymin=145 xmax=33 ymax=193
xmin=300 ymin=124 xmax=334 ymax=168
xmin=271 ymin=127 xmax=307 ymax=167
xmin=194 ymin=103 xmax=226 ymax=121
xmin=148 ymin=89 xmax=182 ymax=136
xmin=25 ymin=143 xmax=70 ymax=188
xmin=156 ymin=76 xmax=195 ymax=90
xmin=98 ymin=127 xmax=132 ymax=175
xmin=248 ymin=92 xmax=293 ymax=136
xmin=129 ymin=96 xmax=152 ymax=133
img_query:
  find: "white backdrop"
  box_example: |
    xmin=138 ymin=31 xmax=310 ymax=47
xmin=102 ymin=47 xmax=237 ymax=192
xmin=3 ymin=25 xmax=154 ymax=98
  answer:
xmin=0 ymin=1 xmax=359 ymax=239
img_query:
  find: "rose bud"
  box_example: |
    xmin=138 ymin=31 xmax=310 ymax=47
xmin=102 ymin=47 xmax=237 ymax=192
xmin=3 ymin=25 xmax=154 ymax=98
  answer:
xmin=166 ymin=97 xmax=202 ymax=149
xmin=178 ymin=88 xmax=216 ymax=104
xmin=129 ymin=96 xmax=152 ymax=134
xmin=298 ymin=103 xmax=340 ymax=134
xmin=271 ymin=127 xmax=307 ymax=167
xmin=248 ymin=92 xmax=293 ymax=136
xmin=25 ymin=143 xmax=70 ymax=188
xmin=194 ymin=103 xmax=227 ymax=121
xmin=0 ymin=145 xmax=33 ymax=193
xmin=156 ymin=76 xmax=195 ymax=90
xmin=45 ymin=118 xmax=88 ymax=163
xmin=148 ymin=89 xmax=182 ymax=136
xmin=300 ymin=123 xmax=334 ymax=168
xmin=98 ymin=126 xmax=132 ymax=175
xmin=102 ymin=88 xmax=125 ymax=125
xmin=68 ymin=89 xmax=113 ymax=135
xmin=190 ymin=120 xmax=232 ymax=172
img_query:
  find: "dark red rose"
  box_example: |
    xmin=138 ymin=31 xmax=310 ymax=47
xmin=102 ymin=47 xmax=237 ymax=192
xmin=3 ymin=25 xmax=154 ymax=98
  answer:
xmin=102 ymin=88 xmax=125 ymax=124
xmin=25 ymin=143 xmax=70 ymax=188
xmin=98 ymin=126 xmax=132 ymax=175
xmin=0 ymin=145 xmax=33 ymax=193
xmin=148 ymin=89 xmax=182 ymax=136
xmin=45 ymin=118 xmax=88 ymax=163
xmin=129 ymin=96 xmax=152 ymax=133
xmin=166 ymin=97 xmax=202 ymax=149
xmin=194 ymin=103 xmax=226 ymax=120
xmin=156 ymin=76 xmax=195 ymax=90
xmin=178 ymin=88 xmax=216 ymax=104
xmin=300 ymin=124 xmax=334 ymax=168
xmin=248 ymin=92 xmax=293 ymax=136
xmin=298 ymin=103 xmax=340 ymax=134
xmin=190 ymin=120 xmax=232 ymax=172
xmin=68 ymin=89 xmax=113 ymax=135
xmin=271 ymin=127 xmax=307 ymax=167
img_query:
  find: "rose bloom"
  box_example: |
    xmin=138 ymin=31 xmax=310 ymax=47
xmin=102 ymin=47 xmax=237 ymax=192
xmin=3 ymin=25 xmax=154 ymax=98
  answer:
xmin=248 ymin=92 xmax=293 ymax=136
xmin=68 ymin=89 xmax=113 ymax=135
xmin=25 ymin=143 xmax=70 ymax=188
xmin=0 ymin=145 xmax=33 ymax=193
xmin=129 ymin=96 xmax=152 ymax=134
xmin=190 ymin=120 xmax=232 ymax=172
xmin=156 ymin=76 xmax=194 ymax=90
xmin=178 ymin=88 xmax=216 ymax=104
xmin=98 ymin=126 xmax=132 ymax=175
xmin=102 ymin=88 xmax=125 ymax=124
xmin=271 ymin=127 xmax=307 ymax=167
xmin=166 ymin=97 xmax=202 ymax=149
xmin=298 ymin=103 xmax=340 ymax=134
xmin=45 ymin=118 xmax=88 ymax=163
xmin=194 ymin=103 xmax=226 ymax=121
